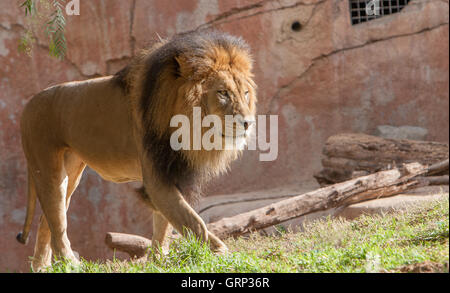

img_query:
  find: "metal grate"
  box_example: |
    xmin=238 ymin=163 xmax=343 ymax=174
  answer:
xmin=349 ymin=0 xmax=411 ymax=25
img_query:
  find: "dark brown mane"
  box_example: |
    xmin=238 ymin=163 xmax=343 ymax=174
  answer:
xmin=115 ymin=30 xmax=252 ymax=204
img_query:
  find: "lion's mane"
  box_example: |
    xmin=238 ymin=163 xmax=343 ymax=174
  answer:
xmin=114 ymin=30 xmax=254 ymax=202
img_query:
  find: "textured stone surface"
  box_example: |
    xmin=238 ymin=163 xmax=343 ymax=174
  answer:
xmin=375 ymin=125 xmax=429 ymax=140
xmin=0 ymin=0 xmax=448 ymax=272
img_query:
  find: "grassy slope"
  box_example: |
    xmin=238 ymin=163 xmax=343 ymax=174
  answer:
xmin=47 ymin=196 xmax=449 ymax=273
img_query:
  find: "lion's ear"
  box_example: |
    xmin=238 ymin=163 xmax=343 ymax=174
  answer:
xmin=174 ymin=55 xmax=192 ymax=79
xmin=175 ymin=54 xmax=213 ymax=79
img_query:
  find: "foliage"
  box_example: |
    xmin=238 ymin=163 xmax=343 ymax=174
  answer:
xmin=19 ymin=0 xmax=67 ymax=59
xmin=43 ymin=195 xmax=449 ymax=273
xmin=21 ymin=0 xmax=36 ymax=16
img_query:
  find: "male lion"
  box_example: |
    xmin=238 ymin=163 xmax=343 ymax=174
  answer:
xmin=17 ymin=30 xmax=257 ymax=272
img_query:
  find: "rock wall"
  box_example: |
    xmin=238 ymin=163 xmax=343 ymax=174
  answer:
xmin=0 ymin=0 xmax=448 ymax=272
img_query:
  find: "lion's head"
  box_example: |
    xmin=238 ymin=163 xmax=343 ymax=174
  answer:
xmin=115 ymin=30 xmax=256 ymax=202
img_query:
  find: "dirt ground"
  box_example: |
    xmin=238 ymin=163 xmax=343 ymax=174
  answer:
xmin=385 ymin=261 xmax=449 ymax=273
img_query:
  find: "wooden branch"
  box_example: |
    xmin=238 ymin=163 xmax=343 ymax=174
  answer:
xmin=416 ymin=175 xmax=449 ymax=186
xmin=426 ymin=159 xmax=449 ymax=176
xmin=207 ymin=160 xmax=447 ymax=239
xmin=105 ymin=232 xmax=152 ymax=258
xmin=314 ymin=133 xmax=449 ymax=186
xmin=106 ymin=160 xmax=449 ymax=255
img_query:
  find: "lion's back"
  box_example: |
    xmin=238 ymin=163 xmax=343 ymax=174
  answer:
xmin=21 ymin=76 xmax=138 ymax=159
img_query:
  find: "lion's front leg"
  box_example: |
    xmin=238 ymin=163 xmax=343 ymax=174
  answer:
xmin=207 ymin=232 xmax=228 ymax=255
xmin=143 ymin=180 xmax=228 ymax=254
xmin=153 ymin=211 xmax=228 ymax=255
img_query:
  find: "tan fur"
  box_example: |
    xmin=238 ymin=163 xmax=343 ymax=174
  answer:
xmin=18 ymin=32 xmax=256 ymax=272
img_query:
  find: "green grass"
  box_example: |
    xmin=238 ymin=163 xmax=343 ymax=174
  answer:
xmin=46 ymin=196 xmax=449 ymax=273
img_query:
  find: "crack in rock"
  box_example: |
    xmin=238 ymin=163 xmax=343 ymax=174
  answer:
xmin=129 ymin=0 xmax=137 ymax=56
xmin=268 ymin=22 xmax=449 ymax=113
xmin=195 ymin=0 xmax=325 ymax=30
xmin=197 ymin=0 xmax=270 ymax=30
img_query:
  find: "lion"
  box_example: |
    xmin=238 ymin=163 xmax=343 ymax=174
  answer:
xmin=16 ymin=30 xmax=257 ymax=272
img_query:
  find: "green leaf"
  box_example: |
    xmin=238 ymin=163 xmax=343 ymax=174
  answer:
xmin=21 ymin=0 xmax=35 ymax=16
xmin=20 ymin=0 xmax=68 ymax=59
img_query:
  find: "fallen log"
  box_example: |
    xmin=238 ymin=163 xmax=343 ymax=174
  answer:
xmin=105 ymin=232 xmax=152 ymax=258
xmin=314 ymin=133 xmax=449 ymax=186
xmin=207 ymin=160 xmax=448 ymax=238
xmin=105 ymin=160 xmax=448 ymax=255
xmin=417 ymin=175 xmax=449 ymax=186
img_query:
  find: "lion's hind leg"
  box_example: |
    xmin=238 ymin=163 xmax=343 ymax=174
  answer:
xmin=19 ymin=169 xmax=53 ymax=272
xmin=63 ymin=151 xmax=86 ymax=211
xmin=152 ymin=211 xmax=172 ymax=255
xmin=31 ymin=151 xmax=85 ymax=272
xmin=27 ymin=148 xmax=80 ymax=271
xmin=31 ymin=215 xmax=52 ymax=272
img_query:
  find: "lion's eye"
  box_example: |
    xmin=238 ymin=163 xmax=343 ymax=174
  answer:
xmin=245 ymin=91 xmax=250 ymax=103
xmin=217 ymin=90 xmax=229 ymax=104
xmin=218 ymin=90 xmax=228 ymax=96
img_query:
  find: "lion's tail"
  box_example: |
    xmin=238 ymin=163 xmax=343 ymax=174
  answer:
xmin=16 ymin=169 xmax=37 ymax=245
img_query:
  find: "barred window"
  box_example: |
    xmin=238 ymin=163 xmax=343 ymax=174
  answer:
xmin=349 ymin=0 xmax=411 ymax=25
